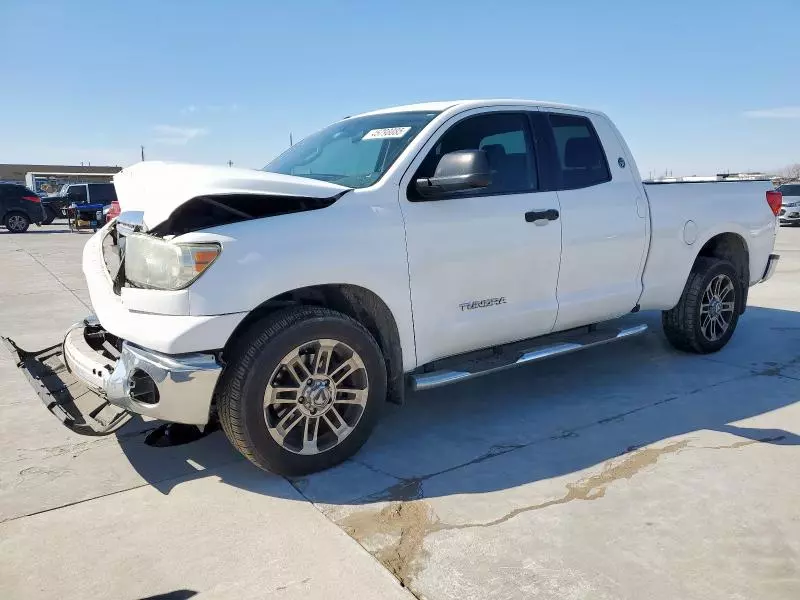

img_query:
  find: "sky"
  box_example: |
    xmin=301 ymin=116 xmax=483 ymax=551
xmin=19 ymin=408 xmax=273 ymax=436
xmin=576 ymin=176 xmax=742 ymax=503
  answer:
xmin=1 ymin=0 xmax=799 ymax=177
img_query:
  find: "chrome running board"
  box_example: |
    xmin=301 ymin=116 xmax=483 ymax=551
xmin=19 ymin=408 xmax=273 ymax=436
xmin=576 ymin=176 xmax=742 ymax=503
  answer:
xmin=410 ymin=324 xmax=648 ymax=392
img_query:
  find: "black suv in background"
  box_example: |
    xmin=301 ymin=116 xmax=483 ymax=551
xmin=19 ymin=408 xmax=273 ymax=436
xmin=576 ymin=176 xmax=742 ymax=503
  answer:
xmin=0 ymin=184 xmax=45 ymax=233
xmin=41 ymin=182 xmax=118 ymax=224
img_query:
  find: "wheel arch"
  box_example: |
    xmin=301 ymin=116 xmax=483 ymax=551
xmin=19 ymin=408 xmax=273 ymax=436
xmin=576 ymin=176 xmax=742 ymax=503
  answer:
xmin=223 ymin=283 xmax=405 ymax=405
xmin=692 ymin=231 xmax=749 ymax=313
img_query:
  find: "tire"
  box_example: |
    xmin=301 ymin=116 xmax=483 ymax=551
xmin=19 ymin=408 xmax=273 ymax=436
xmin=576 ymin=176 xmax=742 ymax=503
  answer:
xmin=4 ymin=211 xmax=30 ymax=233
xmin=662 ymin=257 xmax=742 ymax=354
xmin=42 ymin=207 xmax=56 ymax=225
xmin=216 ymin=306 xmax=386 ymax=476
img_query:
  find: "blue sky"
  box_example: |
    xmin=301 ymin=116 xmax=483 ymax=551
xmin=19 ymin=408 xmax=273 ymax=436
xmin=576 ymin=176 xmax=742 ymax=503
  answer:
xmin=1 ymin=0 xmax=798 ymax=176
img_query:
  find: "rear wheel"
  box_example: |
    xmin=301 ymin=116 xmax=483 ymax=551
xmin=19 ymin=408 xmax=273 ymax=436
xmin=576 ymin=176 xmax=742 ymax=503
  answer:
xmin=662 ymin=257 xmax=741 ymax=353
xmin=216 ymin=306 xmax=386 ymax=476
xmin=4 ymin=212 xmax=30 ymax=233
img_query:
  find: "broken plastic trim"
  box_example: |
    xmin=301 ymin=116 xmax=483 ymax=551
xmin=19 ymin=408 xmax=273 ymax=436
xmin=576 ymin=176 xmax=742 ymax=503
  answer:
xmin=150 ymin=189 xmax=350 ymax=237
xmin=2 ymin=336 xmax=132 ymax=436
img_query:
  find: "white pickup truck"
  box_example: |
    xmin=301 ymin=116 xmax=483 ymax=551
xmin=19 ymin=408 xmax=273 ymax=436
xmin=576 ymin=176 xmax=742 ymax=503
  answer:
xmin=5 ymin=99 xmax=782 ymax=475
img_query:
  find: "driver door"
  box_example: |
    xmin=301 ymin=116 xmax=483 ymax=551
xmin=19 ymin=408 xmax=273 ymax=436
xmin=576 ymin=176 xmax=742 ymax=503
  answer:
xmin=399 ymin=108 xmax=563 ymax=365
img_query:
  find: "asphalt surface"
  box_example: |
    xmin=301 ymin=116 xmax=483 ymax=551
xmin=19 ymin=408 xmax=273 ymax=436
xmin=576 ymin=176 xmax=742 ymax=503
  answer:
xmin=1 ymin=222 xmax=798 ymax=600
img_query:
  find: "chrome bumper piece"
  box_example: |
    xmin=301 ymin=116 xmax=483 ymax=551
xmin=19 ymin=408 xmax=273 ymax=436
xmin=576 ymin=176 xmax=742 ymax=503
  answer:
xmin=63 ymin=319 xmax=221 ymax=425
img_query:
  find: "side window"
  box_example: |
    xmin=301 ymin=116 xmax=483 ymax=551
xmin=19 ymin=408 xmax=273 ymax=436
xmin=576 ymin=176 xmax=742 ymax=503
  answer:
xmin=67 ymin=185 xmax=88 ymax=203
xmin=91 ymin=183 xmax=116 ymax=204
xmin=414 ymin=112 xmax=537 ymax=196
xmin=547 ymin=113 xmax=610 ymax=190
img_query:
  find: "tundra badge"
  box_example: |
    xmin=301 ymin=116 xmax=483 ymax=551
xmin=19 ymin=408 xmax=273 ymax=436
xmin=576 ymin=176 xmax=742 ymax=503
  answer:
xmin=459 ymin=297 xmax=507 ymax=311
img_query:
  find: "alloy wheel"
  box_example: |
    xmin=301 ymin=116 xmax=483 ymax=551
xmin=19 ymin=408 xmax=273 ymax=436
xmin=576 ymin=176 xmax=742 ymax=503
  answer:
xmin=7 ymin=215 xmax=27 ymax=232
xmin=700 ymin=274 xmax=735 ymax=342
xmin=263 ymin=339 xmax=369 ymax=455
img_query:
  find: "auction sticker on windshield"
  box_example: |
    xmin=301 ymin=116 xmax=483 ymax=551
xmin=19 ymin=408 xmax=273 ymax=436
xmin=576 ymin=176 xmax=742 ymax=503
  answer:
xmin=362 ymin=127 xmax=411 ymax=140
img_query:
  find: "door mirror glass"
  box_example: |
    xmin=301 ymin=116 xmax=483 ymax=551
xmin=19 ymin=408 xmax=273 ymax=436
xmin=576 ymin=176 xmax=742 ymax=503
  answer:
xmin=415 ymin=149 xmax=491 ymax=198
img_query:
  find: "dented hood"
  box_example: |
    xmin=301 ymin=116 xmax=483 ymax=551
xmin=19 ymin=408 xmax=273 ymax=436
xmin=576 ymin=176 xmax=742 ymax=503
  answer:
xmin=113 ymin=161 xmax=350 ymax=230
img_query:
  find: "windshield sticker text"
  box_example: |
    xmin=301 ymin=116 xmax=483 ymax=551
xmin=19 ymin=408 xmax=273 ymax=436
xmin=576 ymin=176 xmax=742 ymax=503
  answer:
xmin=362 ymin=127 xmax=412 ymax=140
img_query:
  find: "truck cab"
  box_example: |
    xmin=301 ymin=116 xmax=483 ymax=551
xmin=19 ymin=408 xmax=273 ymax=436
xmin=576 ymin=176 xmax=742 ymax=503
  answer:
xmin=43 ymin=182 xmax=118 ymax=223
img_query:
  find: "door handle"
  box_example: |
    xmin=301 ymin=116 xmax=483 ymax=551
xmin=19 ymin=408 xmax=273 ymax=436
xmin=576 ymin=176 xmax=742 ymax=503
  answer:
xmin=525 ymin=209 xmax=559 ymax=223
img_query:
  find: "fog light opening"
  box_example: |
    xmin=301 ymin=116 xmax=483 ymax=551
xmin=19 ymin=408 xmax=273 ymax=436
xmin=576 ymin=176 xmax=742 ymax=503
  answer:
xmin=129 ymin=369 xmax=159 ymax=405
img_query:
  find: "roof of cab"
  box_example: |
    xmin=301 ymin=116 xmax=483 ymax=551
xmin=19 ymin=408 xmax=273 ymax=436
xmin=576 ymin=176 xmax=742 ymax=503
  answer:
xmin=353 ymin=99 xmax=605 ymax=118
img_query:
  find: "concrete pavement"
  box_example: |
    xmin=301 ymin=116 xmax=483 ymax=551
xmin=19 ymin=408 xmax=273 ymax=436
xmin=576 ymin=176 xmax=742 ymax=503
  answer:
xmin=1 ymin=223 xmax=798 ymax=599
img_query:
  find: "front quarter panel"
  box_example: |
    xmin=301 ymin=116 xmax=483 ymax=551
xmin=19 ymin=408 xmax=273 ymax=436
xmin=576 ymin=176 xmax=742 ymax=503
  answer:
xmin=181 ymin=189 xmax=417 ymax=368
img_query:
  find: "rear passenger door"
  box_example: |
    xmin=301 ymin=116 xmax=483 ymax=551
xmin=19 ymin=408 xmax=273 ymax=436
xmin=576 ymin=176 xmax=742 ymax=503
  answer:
xmin=539 ymin=110 xmax=648 ymax=331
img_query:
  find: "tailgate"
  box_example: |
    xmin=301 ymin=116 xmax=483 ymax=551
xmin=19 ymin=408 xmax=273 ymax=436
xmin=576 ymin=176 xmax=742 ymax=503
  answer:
xmin=2 ymin=337 xmax=132 ymax=436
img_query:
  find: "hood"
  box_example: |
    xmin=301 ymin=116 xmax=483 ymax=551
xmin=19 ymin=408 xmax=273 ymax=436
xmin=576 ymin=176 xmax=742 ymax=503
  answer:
xmin=113 ymin=161 xmax=350 ymax=230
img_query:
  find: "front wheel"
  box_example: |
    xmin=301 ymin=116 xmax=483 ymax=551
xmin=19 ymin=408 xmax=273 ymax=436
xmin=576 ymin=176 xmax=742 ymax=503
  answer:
xmin=662 ymin=257 xmax=742 ymax=353
xmin=216 ymin=306 xmax=386 ymax=476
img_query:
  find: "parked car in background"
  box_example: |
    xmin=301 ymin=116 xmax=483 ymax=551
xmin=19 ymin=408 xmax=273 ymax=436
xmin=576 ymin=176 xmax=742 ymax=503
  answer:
xmin=41 ymin=182 xmax=118 ymax=224
xmin=0 ymin=183 xmax=45 ymax=233
xmin=777 ymin=183 xmax=800 ymax=225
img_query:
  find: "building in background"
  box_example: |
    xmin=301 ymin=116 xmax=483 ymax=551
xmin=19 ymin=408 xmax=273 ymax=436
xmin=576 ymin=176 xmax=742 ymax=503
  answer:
xmin=0 ymin=164 xmax=122 ymax=195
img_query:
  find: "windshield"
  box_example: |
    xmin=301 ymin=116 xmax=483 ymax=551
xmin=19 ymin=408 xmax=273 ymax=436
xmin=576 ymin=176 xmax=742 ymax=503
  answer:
xmin=778 ymin=184 xmax=800 ymax=197
xmin=264 ymin=111 xmax=440 ymax=188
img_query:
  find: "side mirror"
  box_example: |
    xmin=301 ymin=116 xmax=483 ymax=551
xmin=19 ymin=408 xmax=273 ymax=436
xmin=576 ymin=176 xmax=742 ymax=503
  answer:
xmin=415 ymin=149 xmax=491 ymax=198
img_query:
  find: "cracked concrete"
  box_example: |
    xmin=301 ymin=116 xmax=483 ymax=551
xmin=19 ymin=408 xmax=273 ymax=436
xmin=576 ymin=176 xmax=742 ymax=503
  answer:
xmin=2 ymin=224 xmax=800 ymax=599
xmin=334 ymin=433 xmax=796 ymax=593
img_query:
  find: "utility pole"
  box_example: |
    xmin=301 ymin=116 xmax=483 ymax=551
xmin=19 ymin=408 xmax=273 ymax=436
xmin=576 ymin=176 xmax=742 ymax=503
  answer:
xmin=141 ymin=146 xmax=146 ymax=161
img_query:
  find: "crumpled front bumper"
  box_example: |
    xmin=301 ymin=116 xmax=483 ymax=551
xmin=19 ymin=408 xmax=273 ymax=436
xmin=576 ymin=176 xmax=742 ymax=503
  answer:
xmin=3 ymin=317 xmax=223 ymax=436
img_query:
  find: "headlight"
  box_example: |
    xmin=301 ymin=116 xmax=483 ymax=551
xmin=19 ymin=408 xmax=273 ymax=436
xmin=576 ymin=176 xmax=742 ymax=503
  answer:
xmin=125 ymin=234 xmax=220 ymax=290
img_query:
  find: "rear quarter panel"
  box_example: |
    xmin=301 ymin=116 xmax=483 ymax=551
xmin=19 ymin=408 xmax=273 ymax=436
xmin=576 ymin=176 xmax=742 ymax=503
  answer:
xmin=638 ymin=181 xmax=777 ymax=311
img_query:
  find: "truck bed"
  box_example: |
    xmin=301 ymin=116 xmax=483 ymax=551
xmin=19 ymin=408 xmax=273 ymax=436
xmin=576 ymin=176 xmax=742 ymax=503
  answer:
xmin=639 ymin=180 xmax=777 ymax=311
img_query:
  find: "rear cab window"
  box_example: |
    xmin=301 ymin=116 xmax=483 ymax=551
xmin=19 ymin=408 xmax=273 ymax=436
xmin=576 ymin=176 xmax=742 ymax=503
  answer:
xmin=547 ymin=113 xmax=611 ymax=190
xmin=90 ymin=183 xmax=117 ymax=204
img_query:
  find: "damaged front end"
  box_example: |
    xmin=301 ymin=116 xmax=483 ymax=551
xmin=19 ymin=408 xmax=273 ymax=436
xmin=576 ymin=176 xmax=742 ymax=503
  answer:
xmin=3 ymin=320 xmax=132 ymax=436
xmin=4 ymin=316 xmax=223 ymax=437
xmin=149 ymin=191 xmax=347 ymax=237
xmin=4 ymin=174 xmax=349 ymax=437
